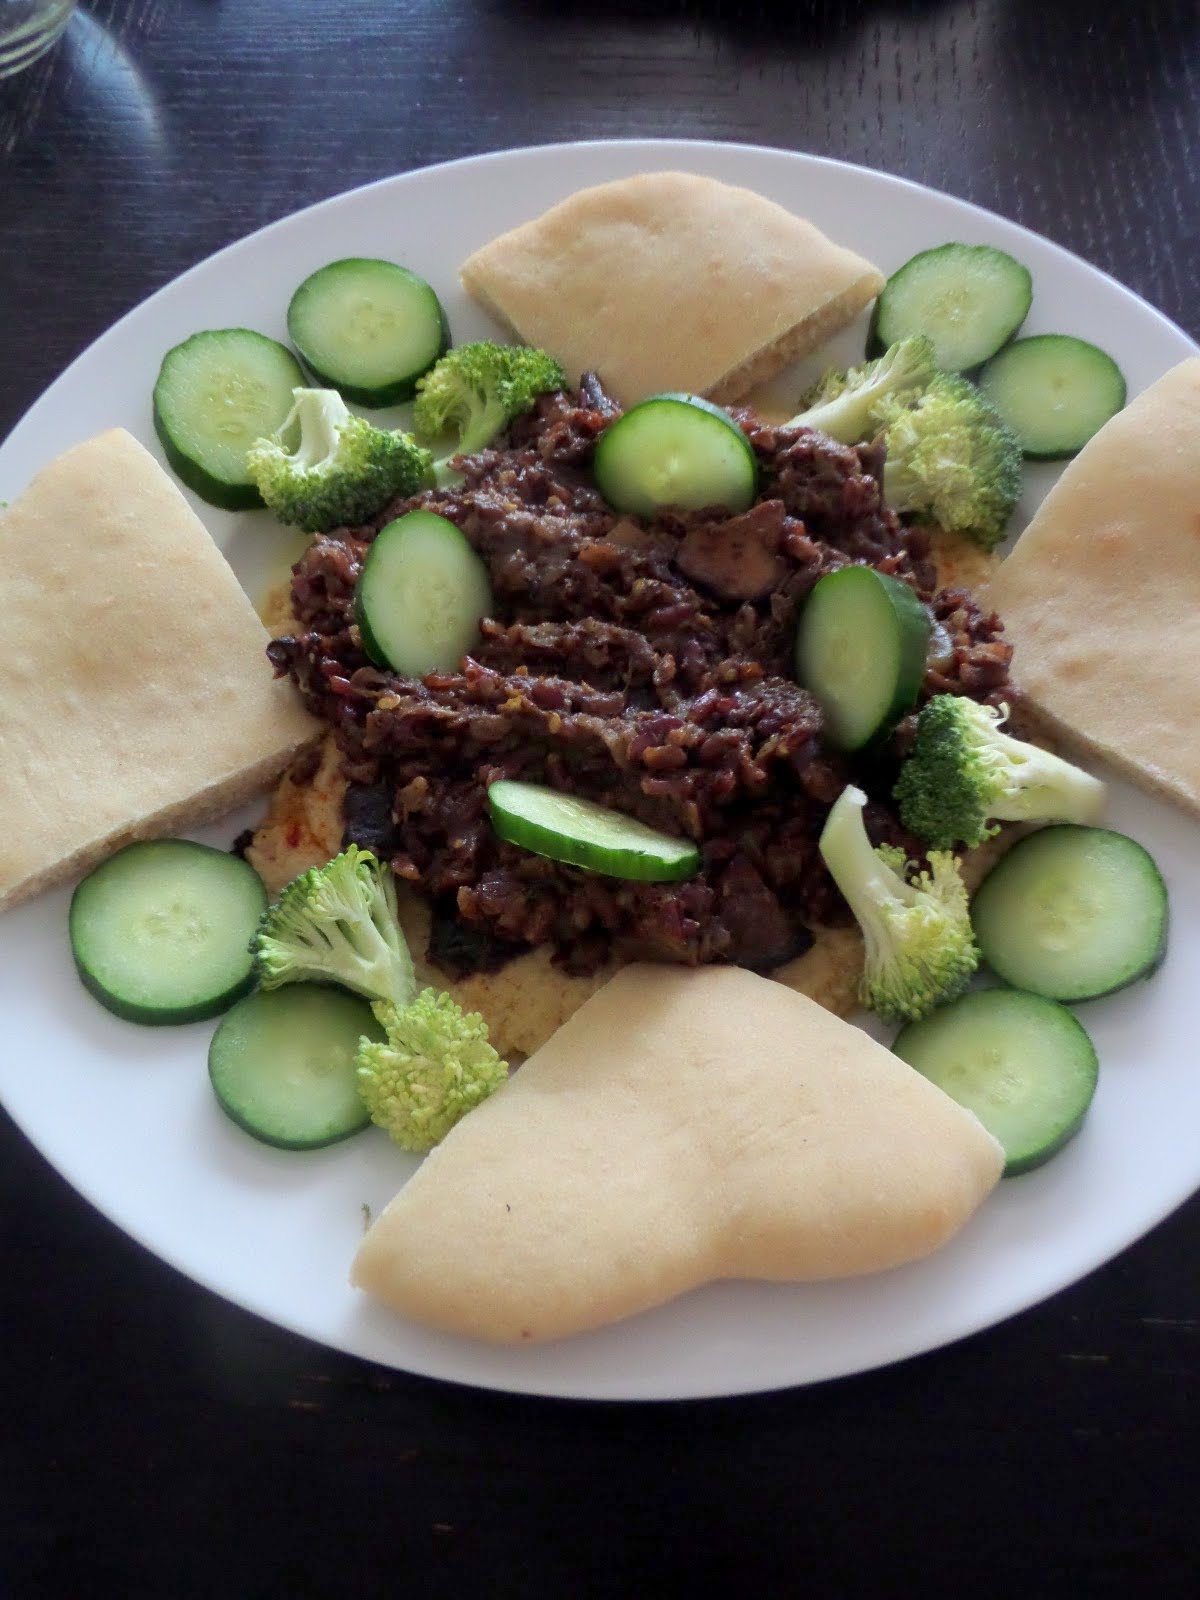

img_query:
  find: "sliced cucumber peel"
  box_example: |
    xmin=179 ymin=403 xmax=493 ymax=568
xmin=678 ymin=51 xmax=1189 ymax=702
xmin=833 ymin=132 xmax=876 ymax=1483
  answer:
xmin=355 ymin=509 xmax=493 ymax=676
xmin=893 ymin=987 xmax=1099 ymax=1176
xmin=870 ymin=243 xmax=1033 ymax=373
xmin=208 ymin=985 xmax=384 ymax=1150
xmin=971 ymin=825 xmax=1168 ymax=1002
xmin=69 ymin=839 xmax=267 ymax=1025
xmin=592 ymin=393 xmax=758 ymax=515
xmin=153 ymin=328 xmax=306 ymax=509
xmin=794 ymin=566 xmax=930 ymax=751
xmin=488 ymin=780 xmax=701 ymax=882
xmin=287 ymin=257 xmax=449 ymax=407
xmin=978 ymin=335 xmax=1127 ymax=459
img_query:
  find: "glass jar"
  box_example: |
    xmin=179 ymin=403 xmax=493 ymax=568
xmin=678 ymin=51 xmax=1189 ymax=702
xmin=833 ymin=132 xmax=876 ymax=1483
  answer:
xmin=0 ymin=0 xmax=75 ymax=79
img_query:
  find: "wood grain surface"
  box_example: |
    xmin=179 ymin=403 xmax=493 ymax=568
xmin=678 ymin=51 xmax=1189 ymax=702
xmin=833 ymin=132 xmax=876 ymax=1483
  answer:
xmin=3 ymin=3 xmax=1198 ymax=1595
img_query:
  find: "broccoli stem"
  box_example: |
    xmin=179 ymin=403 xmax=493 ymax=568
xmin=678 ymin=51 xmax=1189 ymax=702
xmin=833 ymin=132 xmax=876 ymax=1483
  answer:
xmin=984 ymin=724 xmax=1108 ymax=826
xmin=280 ymin=388 xmax=352 ymax=471
xmin=788 ymin=338 xmax=936 ymax=445
xmin=819 ymin=786 xmax=914 ymax=924
xmin=432 ymin=456 xmax=465 ymax=490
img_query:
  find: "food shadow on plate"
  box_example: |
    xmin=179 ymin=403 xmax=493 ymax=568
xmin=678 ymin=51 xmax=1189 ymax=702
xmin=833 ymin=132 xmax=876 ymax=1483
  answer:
xmin=343 ymin=1219 xmax=1016 ymax=1400
xmin=219 ymin=510 xmax=311 ymax=623
xmin=8 ymin=886 xmax=193 ymax=1069
xmin=186 ymin=1033 xmax=422 ymax=1198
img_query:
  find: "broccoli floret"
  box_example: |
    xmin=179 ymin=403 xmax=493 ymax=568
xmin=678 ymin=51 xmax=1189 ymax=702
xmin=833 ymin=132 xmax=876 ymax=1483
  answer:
xmin=873 ymin=372 xmax=1023 ymax=549
xmin=355 ymin=989 xmax=508 ymax=1152
xmin=786 ymin=341 xmax=1022 ymax=548
xmin=246 ymin=388 xmax=433 ymax=533
xmin=412 ymin=341 xmax=566 ymax=467
xmin=787 ymin=336 xmax=938 ymax=445
xmin=252 ymin=845 xmax=416 ymax=1009
xmin=818 ymin=785 xmax=979 ymax=1025
xmin=247 ymin=346 xmax=563 ymax=527
xmin=895 ymin=695 xmax=1107 ymax=849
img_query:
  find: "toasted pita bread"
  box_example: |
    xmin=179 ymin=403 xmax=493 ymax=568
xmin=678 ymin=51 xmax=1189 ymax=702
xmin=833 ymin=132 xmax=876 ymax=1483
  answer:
xmin=0 ymin=430 xmax=320 ymax=910
xmin=459 ymin=171 xmax=885 ymax=405
xmin=351 ymin=964 xmax=1004 ymax=1344
xmin=983 ymin=358 xmax=1200 ymax=817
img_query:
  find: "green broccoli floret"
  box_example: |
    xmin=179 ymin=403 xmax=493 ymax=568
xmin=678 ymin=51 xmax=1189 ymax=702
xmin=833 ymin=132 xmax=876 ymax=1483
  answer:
xmin=873 ymin=372 xmax=1023 ymax=549
xmin=818 ymin=784 xmax=979 ymax=1025
xmin=355 ymin=988 xmax=508 ymax=1152
xmin=787 ymin=335 xmax=938 ymax=445
xmin=786 ymin=340 xmax=1022 ymax=548
xmin=412 ymin=341 xmax=566 ymax=468
xmin=252 ymin=845 xmax=416 ymax=1009
xmin=895 ymin=695 xmax=1107 ymax=849
xmin=246 ymin=388 xmax=433 ymax=533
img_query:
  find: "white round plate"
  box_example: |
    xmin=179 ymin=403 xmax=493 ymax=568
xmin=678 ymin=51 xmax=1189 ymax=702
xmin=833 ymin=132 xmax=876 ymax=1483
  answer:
xmin=2 ymin=141 xmax=1197 ymax=1402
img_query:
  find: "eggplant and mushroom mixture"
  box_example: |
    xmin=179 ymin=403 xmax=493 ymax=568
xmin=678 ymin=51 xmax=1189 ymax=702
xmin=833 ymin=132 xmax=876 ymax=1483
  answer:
xmin=267 ymin=377 xmax=1012 ymax=979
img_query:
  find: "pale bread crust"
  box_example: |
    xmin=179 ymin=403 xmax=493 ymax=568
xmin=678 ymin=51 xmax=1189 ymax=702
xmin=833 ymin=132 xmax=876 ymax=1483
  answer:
xmin=983 ymin=358 xmax=1200 ymax=817
xmin=0 ymin=429 xmax=320 ymax=910
xmin=459 ymin=171 xmax=885 ymax=405
xmin=351 ymin=964 xmax=1004 ymax=1344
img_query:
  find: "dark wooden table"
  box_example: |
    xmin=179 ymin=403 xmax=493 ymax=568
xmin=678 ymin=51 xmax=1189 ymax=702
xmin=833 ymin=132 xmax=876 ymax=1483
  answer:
xmin=3 ymin=3 xmax=1198 ymax=1594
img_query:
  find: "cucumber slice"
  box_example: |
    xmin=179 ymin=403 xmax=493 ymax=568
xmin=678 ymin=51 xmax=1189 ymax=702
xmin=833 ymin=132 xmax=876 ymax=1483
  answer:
xmin=893 ymin=988 xmax=1098 ymax=1176
xmin=592 ymin=393 xmax=758 ymax=515
xmin=153 ymin=329 xmax=305 ymax=509
xmin=978 ymin=335 xmax=1127 ymax=459
xmin=870 ymin=244 xmax=1033 ymax=373
xmin=794 ymin=566 xmax=931 ymax=751
xmin=355 ymin=509 xmax=493 ymax=676
xmin=287 ymin=258 xmax=449 ymax=407
xmin=488 ymin=780 xmax=701 ymax=882
xmin=69 ymin=840 xmax=267 ymax=1025
xmin=971 ymin=825 xmax=1168 ymax=1002
xmin=208 ymin=984 xmax=384 ymax=1150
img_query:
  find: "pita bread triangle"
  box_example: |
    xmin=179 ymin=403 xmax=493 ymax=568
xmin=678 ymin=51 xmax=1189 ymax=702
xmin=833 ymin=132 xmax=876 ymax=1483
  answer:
xmin=0 ymin=429 xmax=319 ymax=910
xmin=459 ymin=170 xmax=886 ymax=406
xmin=352 ymin=964 xmax=1003 ymax=1344
xmin=985 ymin=358 xmax=1200 ymax=818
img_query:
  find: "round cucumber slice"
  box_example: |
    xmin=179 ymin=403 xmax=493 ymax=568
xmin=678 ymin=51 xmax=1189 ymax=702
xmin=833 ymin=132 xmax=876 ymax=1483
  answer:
xmin=893 ymin=988 xmax=1098 ymax=1176
xmin=592 ymin=393 xmax=758 ymax=516
xmin=287 ymin=258 xmax=449 ymax=407
xmin=971 ymin=825 xmax=1168 ymax=1002
xmin=870 ymin=243 xmax=1033 ymax=373
xmin=153 ymin=328 xmax=305 ymax=510
xmin=208 ymin=984 xmax=385 ymax=1150
xmin=978 ymin=335 xmax=1127 ymax=459
xmin=488 ymin=780 xmax=701 ymax=882
xmin=794 ymin=566 xmax=931 ymax=751
xmin=355 ymin=509 xmax=494 ymax=677
xmin=69 ymin=840 xmax=267 ymax=1025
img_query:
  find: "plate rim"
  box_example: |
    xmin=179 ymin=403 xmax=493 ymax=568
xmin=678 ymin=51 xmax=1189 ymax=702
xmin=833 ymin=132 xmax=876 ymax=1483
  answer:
xmin=2 ymin=136 xmax=1198 ymax=1402
xmin=6 ymin=137 xmax=1197 ymax=462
